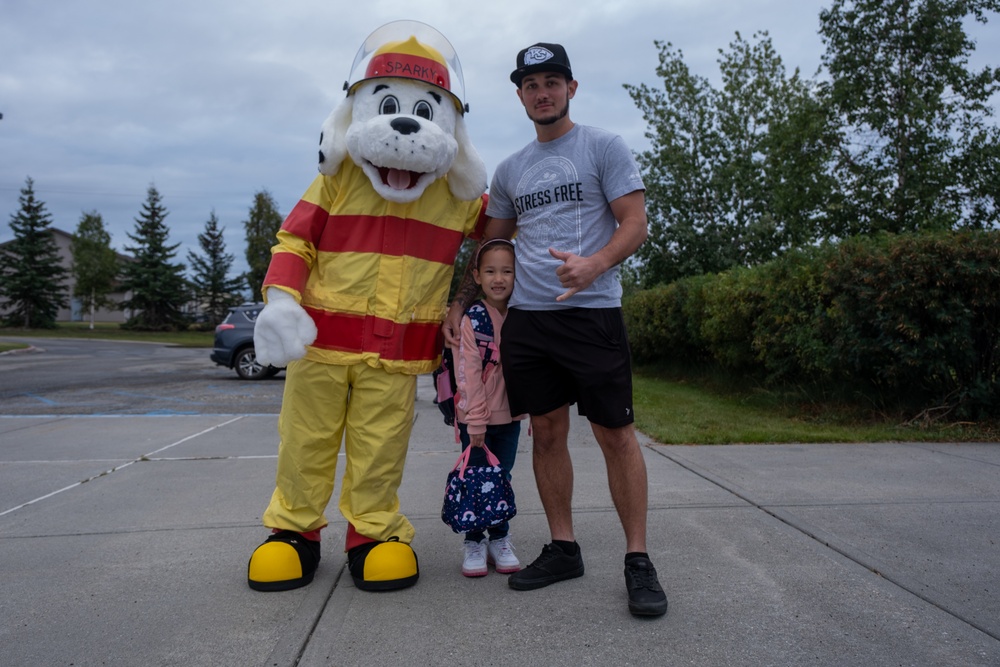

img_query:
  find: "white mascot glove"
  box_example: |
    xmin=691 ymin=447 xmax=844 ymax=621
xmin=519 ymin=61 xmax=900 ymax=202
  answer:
xmin=253 ymin=287 xmax=318 ymax=368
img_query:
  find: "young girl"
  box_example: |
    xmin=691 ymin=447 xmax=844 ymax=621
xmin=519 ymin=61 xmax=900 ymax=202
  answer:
xmin=454 ymin=238 xmax=524 ymax=577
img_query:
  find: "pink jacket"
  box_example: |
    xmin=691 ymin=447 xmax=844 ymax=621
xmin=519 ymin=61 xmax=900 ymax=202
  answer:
xmin=454 ymin=302 xmax=524 ymax=434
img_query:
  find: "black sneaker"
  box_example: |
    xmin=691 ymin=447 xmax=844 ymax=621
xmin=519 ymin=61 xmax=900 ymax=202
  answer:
xmin=508 ymin=542 xmax=584 ymax=590
xmin=624 ymin=556 xmax=668 ymax=616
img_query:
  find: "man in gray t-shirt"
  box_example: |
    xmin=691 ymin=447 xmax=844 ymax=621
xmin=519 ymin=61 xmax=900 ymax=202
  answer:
xmin=487 ymin=123 xmax=645 ymax=310
xmin=443 ymin=42 xmax=667 ymax=618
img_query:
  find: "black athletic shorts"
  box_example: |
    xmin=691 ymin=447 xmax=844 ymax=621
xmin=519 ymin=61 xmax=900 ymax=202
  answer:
xmin=500 ymin=307 xmax=635 ymax=428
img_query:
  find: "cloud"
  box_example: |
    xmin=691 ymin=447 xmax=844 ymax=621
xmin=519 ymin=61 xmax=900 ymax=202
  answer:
xmin=1 ymin=0 xmax=996 ymax=282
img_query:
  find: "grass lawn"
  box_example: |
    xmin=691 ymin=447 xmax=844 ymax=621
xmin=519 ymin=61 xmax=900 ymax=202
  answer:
xmin=633 ymin=366 xmax=999 ymax=445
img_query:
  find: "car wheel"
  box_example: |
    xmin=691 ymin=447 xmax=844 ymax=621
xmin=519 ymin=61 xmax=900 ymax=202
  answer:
xmin=234 ymin=347 xmax=271 ymax=380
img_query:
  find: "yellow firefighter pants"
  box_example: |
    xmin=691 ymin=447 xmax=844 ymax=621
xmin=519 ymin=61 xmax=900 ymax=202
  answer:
xmin=261 ymin=358 xmax=417 ymax=544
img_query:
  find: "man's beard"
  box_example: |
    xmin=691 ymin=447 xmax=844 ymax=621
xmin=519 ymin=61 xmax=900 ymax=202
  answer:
xmin=528 ymin=99 xmax=570 ymax=126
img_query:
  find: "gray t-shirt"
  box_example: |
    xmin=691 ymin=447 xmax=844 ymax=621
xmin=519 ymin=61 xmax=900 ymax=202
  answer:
xmin=486 ymin=124 xmax=645 ymax=310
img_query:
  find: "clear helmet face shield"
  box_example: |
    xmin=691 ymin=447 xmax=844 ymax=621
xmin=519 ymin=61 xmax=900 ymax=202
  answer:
xmin=344 ymin=20 xmax=469 ymax=114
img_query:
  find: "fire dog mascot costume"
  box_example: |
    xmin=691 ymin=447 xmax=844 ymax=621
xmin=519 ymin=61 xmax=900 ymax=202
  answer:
xmin=247 ymin=21 xmax=487 ymax=592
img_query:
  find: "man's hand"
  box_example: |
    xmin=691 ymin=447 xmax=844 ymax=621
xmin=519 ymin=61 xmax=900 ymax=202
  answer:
xmin=549 ymin=248 xmax=604 ymax=302
xmin=547 ymin=191 xmax=648 ymax=302
xmin=253 ymin=288 xmax=318 ymax=367
xmin=442 ymin=301 xmax=466 ymax=348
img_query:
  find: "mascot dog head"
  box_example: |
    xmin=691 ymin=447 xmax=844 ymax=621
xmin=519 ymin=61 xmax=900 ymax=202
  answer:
xmin=318 ymin=26 xmax=486 ymax=204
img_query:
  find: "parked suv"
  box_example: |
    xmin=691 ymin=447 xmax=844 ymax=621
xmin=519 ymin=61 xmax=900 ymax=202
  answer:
xmin=210 ymin=303 xmax=282 ymax=380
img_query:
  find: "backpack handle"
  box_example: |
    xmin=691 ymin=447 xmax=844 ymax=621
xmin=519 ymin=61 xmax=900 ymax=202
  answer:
xmin=451 ymin=444 xmax=502 ymax=481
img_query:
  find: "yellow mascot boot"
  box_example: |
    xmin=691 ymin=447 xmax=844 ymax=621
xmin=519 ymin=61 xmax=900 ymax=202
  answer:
xmin=347 ymin=535 xmax=419 ymax=592
xmin=248 ymin=530 xmax=321 ymax=592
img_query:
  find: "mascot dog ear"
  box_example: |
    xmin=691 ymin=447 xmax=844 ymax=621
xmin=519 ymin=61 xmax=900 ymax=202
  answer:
xmin=447 ymin=114 xmax=488 ymax=202
xmin=317 ymin=98 xmax=353 ymax=177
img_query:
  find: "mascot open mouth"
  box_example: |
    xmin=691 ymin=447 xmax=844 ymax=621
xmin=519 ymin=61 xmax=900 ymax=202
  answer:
xmin=377 ymin=166 xmax=423 ymax=190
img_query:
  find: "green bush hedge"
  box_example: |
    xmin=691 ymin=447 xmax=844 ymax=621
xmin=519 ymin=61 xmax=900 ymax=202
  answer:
xmin=624 ymin=231 xmax=1000 ymax=418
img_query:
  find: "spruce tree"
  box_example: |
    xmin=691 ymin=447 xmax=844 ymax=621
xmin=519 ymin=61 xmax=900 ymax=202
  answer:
xmin=243 ymin=190 xmax=284 ymax=301
xmin=119 ymin=185 xmax=190 ymax=330
xmin=187 ymin=210 xmax=244 ymax=327
xmin=0 ymin=177 xmax=68 ymax=328
xmin=70 ymin=211 xmax=119 ymax=329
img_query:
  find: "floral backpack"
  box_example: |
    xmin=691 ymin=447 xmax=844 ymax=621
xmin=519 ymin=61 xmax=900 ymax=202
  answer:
xmin=432 ymin=300 xmax=497 ymax=427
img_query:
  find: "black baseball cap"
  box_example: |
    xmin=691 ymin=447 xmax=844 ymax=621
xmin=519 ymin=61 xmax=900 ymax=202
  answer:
xmin=510 ymin=43 xmax=573 ymax=86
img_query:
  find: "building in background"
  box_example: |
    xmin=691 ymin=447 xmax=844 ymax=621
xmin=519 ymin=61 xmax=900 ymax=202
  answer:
xmin=0 ymin=227 xmax=133 ymax=323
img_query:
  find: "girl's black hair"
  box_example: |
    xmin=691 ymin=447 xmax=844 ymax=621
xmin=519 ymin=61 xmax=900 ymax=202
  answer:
xmin=475 ymin=238 xmax=515 ymax=269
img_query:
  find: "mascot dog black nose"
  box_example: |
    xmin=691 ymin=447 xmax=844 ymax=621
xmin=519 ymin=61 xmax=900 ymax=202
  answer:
xmin=390 ymin=117 xmax=421 ymax=135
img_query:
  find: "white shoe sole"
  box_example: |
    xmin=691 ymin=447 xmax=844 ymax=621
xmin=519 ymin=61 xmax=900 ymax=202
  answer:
xmin=488 ymin=556 xmax=521 ymax=574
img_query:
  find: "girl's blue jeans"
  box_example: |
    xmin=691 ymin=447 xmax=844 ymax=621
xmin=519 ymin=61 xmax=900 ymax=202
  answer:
xmin=458 ymin=420 xmax=521 ymax=542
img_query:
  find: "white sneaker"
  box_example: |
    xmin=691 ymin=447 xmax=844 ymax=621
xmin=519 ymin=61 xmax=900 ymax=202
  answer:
xmin=487 ymin=536 xmax=521 ymax=573
xmin=462 ymin=539 xmax=488 ymax=577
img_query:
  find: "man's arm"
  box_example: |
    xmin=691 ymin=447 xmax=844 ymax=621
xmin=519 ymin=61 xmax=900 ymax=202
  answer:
xmin=442 ymin=217 xmax=517 ymax=347
xmin=550 ymin=190 xmax=648 ymax=302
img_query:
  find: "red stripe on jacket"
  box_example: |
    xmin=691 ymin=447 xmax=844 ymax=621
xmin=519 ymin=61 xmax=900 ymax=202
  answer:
xmin=306 ymin=307 xmax=443 ymax=362
xmin=283 ymin=200 xmax=466 ymax=264
xmin=264 ymin=252 xmax=310 ymax=295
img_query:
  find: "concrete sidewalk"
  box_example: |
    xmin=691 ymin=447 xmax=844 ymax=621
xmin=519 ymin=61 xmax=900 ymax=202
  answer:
xmin=1 ymin=375 xmax=997 ymax=666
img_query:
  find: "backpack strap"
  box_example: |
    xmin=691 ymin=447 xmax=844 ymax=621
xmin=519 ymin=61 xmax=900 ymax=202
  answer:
xmin=465 ymin=300 xmax=497 ymax=372
xmin=437 ymin=300 xmax=500 ymax=440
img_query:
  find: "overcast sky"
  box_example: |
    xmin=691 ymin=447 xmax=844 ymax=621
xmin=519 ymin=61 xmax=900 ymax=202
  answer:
xmin=2 ymin=0 xmax=997 ymax=282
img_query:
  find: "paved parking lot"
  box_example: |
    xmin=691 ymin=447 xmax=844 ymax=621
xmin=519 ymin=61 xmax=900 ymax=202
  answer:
xmin=1 ymin=340 xmax=998 ymax=666
xmin=0 ymin=338 xmax=284 ymax=415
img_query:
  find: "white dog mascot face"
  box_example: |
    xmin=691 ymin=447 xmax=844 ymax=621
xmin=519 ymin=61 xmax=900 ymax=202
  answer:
xmin=348 ymin=78 xmax=459 ymax=201
xmin=317 ymin=27 xmax=485 ymax=203
xmin=317 ymin=76 xmax=485 ymax=204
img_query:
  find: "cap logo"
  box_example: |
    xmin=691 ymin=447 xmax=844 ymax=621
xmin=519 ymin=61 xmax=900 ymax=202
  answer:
xmin=523 ymin=46 xmax=555 ymax=66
